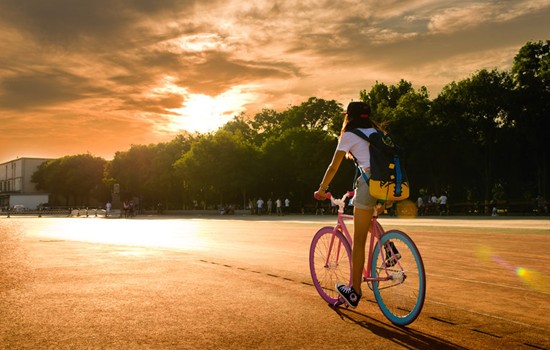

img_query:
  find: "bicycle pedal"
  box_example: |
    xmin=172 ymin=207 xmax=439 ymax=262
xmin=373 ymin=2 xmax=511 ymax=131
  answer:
xmin=335 ymin=297 xmax=350 ymax=308
xmin=384 ymin=242 xmax=401 ymax=266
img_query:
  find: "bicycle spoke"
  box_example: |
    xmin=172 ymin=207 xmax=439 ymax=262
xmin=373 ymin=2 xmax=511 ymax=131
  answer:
xmin=370 ymin=230 xmax=426 ymax=326
xmin=310 ymin=227 xmax=351 ymax=305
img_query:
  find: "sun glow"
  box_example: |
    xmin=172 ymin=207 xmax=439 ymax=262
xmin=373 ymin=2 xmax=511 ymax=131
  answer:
xmin=168 ymin=86 xmax=258 ymax=134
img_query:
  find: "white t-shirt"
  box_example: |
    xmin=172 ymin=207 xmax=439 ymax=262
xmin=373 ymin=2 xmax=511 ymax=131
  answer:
xmin=336 ymin=128 xmax=375 ymax=170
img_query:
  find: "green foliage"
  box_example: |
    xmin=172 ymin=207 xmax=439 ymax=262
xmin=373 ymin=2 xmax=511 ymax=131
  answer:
xmin=174 ymin=130 xmax=260 ymax=207
xmin=260 ymin=127 xmax=341 ymax=204
xmin=106 ymin=135 xmax=193 ymax=209
xmin=510 ymin=40 xmax=550 ymax=198
xmin=428 ymin=69 xmax=515 ymax=200
xmin=32 ymin=154 xmax=106 ymax=206
xmin=360 ymin=79 xmax=415 ymax=121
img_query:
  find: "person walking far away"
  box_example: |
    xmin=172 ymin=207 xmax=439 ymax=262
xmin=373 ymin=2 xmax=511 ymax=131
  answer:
xmin=284 ymin=197 xmax=290 ymax=214
xmin=256 ymin=197 xmax=264 ymax=215
xmin=439 ymin=192 xmax=448 ymax=215
xmin=123 ymin=200 xmax=129 ymax=218
xmin=276 ymin=198 xmax=283 ymax=216
xmin=430 ymin=193 xmax=438 ymax=215
xmin=314 ymin=101 xmax=383 ymax=308
xmin=105 ymin=201 xmax=111 ymax=217
xmin=267 ymin=198 xmax=273 ymax=215
xmin=416 ymin=195 xmax=424 ymax=216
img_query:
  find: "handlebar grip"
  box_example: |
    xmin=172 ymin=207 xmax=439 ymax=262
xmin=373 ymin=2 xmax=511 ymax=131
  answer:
xmin=314 ymin=192 xmax=332 ymax=200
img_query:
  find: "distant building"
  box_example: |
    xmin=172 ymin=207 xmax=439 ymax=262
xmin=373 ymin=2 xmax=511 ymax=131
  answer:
xmin=0 ymin=157 xmax=52 ymax=210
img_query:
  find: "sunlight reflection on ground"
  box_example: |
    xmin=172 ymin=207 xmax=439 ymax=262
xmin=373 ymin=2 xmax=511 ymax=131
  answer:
xmin=23 ymin=218 xmax=208 ymax=251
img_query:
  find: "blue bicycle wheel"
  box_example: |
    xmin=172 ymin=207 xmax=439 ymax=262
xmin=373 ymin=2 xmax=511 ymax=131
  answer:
xmin=370 ymin=230 xmax=426 ymax=326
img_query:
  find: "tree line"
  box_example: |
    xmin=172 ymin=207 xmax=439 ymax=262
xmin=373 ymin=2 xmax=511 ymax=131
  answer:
xmin=32 ymin=40 xmax=549 ymax=213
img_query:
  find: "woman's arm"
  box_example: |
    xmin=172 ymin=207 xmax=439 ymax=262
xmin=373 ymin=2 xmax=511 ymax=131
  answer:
xmin=315 ymin=150 xmax=346 ymax=199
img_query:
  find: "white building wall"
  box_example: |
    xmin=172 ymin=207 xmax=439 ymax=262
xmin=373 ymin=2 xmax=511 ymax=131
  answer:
xmin=0 ymin=158 xmax=52 ymax=209
xmin=0 ymin=158 xmax=51 ymax=193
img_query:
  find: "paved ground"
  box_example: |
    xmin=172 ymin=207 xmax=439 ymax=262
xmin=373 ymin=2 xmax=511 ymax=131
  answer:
xmin=1 ymin=215 xmax=549 ymax=349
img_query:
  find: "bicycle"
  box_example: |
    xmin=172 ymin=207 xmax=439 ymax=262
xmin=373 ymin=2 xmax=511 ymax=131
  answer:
xmin=309 ymin=191 xmax=426 ymax=326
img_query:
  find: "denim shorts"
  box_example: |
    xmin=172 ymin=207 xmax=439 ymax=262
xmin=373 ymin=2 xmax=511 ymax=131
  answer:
xmin=352 ymin=172 xmax=377 ymax=210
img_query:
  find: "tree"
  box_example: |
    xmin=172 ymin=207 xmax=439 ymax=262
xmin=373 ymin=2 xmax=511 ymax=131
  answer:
xmin=360 ymin=80 xmax=415 ymax=121
xmin=260 ymin=127 xmax=349 ymax=210
xmin=248 ymin=109 xmax=285 ymax=146
xmin=382 ymin=86 xmax=432 ymax=196
xmin=106 ymin=135 xmax=194 ymax=209
xmin=511 ymin=40 xmax=550 ymax=198
xmin=174 ymin=130 xmax=260 ymax=208
xmin=220 ymin=114 xmax=258 ymax=146
xmin=281 ymin=97 xmax=343 ymax=131
xmin=32 ymin=154 xmax=107 ymax=206
xmin=430 ymin=69 xmax=514 ymax=202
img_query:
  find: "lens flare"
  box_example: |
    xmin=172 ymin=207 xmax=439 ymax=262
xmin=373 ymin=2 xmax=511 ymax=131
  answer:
xmin=474 ymin=244 xmax=492 ymax=261
xmin=396 ymin=199 xmax=417 ymax=218
xmin=475 ymin=245 xmax=549 ymax=293
xmin=515 ymin=267 xmax=550 ymax=293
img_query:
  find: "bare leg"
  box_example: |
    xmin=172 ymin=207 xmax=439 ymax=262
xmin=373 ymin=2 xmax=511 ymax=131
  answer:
xmin=352 ymin=207 xmax=373 ymax=293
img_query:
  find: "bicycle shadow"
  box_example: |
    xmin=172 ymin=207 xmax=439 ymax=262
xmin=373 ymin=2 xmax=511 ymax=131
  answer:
xmin=328 ymin=304 xmax=467 ymax=350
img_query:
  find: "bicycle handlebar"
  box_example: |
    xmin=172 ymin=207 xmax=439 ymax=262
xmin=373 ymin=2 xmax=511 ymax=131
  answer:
xmin=314 ymin=191 xmax=354 ymax=200
xmin=314 ymin=191 xmax=355 ymax=213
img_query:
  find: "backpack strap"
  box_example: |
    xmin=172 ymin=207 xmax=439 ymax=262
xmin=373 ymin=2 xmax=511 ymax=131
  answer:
xmin=393 ymin=154 xmax=403 ymax=196
xmin=348 ymin=129 xmax=371 ymax=185
xmin=350 ymin=152 xmax=369 ymax=184
xmin=349 ymin=129 xmax=371 ymax=142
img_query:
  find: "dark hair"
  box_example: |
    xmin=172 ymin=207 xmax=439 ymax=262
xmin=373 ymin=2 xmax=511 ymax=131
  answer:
xmin=341 ymin=102 xmax=380 ymax=133
xmin=343 ymin=116 xmax=375 ymax=132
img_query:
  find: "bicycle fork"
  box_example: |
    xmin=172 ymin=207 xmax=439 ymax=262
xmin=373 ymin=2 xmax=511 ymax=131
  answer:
xmin=324 ymin=228 xmax=344 ymax=269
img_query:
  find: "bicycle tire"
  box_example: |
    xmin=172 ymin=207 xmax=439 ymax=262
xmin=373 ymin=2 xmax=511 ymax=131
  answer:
xmin=370 ymin=230 xmax=426 ymax=326
xmin=309 ymin=226 xmax=352 ymax=305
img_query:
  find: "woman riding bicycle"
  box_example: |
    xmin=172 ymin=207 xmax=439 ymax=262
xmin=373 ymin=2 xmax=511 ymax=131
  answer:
xmin=314 ymin=101 xmax=382 ymax=308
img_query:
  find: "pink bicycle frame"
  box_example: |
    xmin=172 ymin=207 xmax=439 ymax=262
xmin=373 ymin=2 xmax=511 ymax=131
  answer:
xmin=326 ymin=192 xmax=395 ymax=283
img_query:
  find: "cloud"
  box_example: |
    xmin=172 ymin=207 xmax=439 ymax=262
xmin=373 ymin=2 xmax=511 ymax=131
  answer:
xmin=0 ymin=0 xmax=549 ymax=161
xmin=0 ymin=0 xmax=205 ymax=48
xmin=121 ymin=93 xmax=184 ymax=115
xmin=0 ymin=69 xmax=108 ymax=109
xmin=427 ymin=1 xmax=550 ymax=34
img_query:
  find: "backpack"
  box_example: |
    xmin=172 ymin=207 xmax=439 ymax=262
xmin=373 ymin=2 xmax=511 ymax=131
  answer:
xmin=349 ymin=129 xmax=410 ymax=202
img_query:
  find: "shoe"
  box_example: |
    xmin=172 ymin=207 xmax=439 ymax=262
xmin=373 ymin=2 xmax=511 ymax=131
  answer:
xmin=335 ymin=283 xmax=361 ymax=308
xmin=384 ymin=241 xmax=401 ymax=267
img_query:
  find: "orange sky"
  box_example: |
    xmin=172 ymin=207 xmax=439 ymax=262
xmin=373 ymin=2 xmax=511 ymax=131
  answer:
xmin=1 ymin=0 xmax=549 ymax=162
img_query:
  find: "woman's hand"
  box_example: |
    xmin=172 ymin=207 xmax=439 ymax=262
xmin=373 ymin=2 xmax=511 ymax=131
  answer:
xmin=314 ymin=189 xmax=327 ymax=200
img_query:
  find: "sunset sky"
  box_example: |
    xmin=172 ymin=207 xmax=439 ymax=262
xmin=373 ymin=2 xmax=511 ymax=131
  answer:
xmin=1 ymin=0 xmax=549 ymax=162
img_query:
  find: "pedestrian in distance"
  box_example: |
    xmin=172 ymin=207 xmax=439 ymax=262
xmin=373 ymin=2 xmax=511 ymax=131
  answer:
xmin=284 ymin=197 xmax=290 ymax=214
xmin=257 ymin=197 xmax=264 ymax=215
xmin=105 ymin=201 xmax=111 ymax=217
xmin=416 ymin=195 xmax=424 ymax=216
xmin=439 ymin=193 xmax=448 ymax=215
xmin=267 ymin=198 xmax=273 ymax=215
xmin=276 ymin=198 xmax=283 ymax=216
